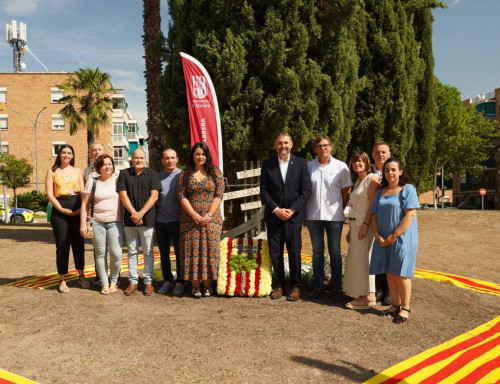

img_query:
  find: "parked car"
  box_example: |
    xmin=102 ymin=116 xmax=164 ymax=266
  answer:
xmin=457 ymin=201 xmax=480 ymax=210
xmin=0 ymin=203 xmax=34 ymax=224
xmin=420 ymin=202 xmax=458 ymax=210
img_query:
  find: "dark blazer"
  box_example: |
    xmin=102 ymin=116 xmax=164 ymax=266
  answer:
xmin=260 ymin=154 xmax=312 ymax=224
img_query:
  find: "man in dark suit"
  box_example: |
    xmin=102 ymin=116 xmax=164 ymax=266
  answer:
xmin=260 ymin=132 xmax=312 ymax=301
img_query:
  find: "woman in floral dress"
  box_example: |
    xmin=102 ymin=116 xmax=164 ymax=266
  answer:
xmin=178 ymin=142 xmax=225 ymax=298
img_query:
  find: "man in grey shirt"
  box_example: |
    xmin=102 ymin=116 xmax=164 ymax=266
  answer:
xmin=155 ymin=149 xmax=183 ymax=295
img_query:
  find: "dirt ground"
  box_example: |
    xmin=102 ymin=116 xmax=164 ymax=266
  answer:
xmin=0 ymin=210 xmax=499 ymax=384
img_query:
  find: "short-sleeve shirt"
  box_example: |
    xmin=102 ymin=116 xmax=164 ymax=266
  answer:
xmin=156 ymin=169 xmax=181 ymax=223
xmin=82 ymin=175 xmax=122 ymax=223
xmin=117 ymin=167 xmax=162 ymax=227
xmin=306 ymin=156 xmax=352 ymax=221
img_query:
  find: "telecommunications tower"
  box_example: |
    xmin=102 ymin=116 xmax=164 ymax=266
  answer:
xmin=6 ymin=20 xmax=48 ymax=72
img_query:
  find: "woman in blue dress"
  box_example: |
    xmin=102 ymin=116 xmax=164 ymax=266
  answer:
xmin=370 ymin=158 xmax=419 ymax=324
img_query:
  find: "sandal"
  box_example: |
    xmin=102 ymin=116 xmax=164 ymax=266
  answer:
xmin=58 ymin=280 xmax=69 ymax=293
xmin=346 ymin=298 xmax=376 ymax=310
xmin=203 ymin=287 xmax=213 ymax=298
xmin=109 ymin=283 xmax=118 ymax=293
xmin=393 ymin=307 xmax=410 ymax=324
xmin=381 ymin=305 xmax=401 ymax=317
xmin=192 ymin=287 xmax=202 ymax=299
xmin=78 ymin=274 xmax=91 ymax=289
xmin=100 ymin=286 xmax=110 ymax=295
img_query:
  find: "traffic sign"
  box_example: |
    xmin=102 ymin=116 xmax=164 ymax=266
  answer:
xmin=479 ymin=188 xmax=486 ymax=196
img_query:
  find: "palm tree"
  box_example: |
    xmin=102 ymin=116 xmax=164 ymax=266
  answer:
xmin=143 ymin=0 xmax=164 ymax=171
xmin=57 ymin=68 xmax=117 ymax=161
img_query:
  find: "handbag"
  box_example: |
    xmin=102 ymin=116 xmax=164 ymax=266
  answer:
xmin=85 ymin=177 xmax=98 ymax=239
xmin=85 ymin=221 xmax=94 ymax=239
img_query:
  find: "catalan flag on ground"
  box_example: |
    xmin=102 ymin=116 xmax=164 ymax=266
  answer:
xmin=364 ymin=315 xmax=500 ymax=384
xmin=4 ymin=251 xmax=169 ymax=290
xmin=414 ymin=269 xmax=500 ymax=297
xmin=0 ymin=368 xmax=38 ymax=384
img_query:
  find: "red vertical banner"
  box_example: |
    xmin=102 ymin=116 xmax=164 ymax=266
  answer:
xmin=180 ymin=52 xmax=223 ymax=172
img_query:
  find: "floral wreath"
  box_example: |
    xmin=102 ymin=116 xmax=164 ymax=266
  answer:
xmin=217 ymin=237 xmax=272 ymax=297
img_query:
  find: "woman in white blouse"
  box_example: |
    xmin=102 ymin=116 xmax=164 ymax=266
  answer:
xmin=343 ymin=151 xmax=380 ymax=309
xmin=80 ymin=154 xmax=123 ymax=295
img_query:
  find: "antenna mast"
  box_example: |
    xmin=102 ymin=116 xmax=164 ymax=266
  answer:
xmin=5 ymin=21 xmax=48 ymax=72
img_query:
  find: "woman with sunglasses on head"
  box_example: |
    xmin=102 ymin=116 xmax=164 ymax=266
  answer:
xmin=80 ymin=154 xmax=123 ymax=295
xmin=370 ymin=158 xmax=419 ymax=324
xmin=46 ymin=144 xmax=89 ymax=293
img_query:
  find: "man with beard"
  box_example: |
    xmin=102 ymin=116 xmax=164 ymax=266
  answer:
xmin=117 ymin=148 xmax=161 ymax=296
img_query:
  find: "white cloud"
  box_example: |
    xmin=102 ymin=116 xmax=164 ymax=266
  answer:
xmin=3 ymin=0 xmax=67 ymax=15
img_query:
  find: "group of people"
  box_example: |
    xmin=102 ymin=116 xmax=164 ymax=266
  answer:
xmin=45 ymin=142 xmax=224 ymax=300
xmin=261 ymin=133 xmax=418 ymax=324
xmin=45 ymin=132 xmax=418 ymax=324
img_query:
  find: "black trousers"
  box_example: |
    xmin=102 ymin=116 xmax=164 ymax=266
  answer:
xmin=266 ymin=218 xmax=302 ymax=291
xmin=376 ymin=273 xmax=389 ymax=294
xmin=51 ymin=195 xmax=85 ymax=275
xmin=155 ymin=221 xmax=181 ymax=283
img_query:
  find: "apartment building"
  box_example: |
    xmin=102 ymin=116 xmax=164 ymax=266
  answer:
xmin=0 ymin=72 xmax=144 ymax=201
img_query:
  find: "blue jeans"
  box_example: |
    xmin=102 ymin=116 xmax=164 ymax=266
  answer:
xmin=92 ymin=220 xmax=124 ymax=286
xmin=307 ymin=220 xmax=343 ymax=290
xmin=124 ymin=226 xmax=155 ymax=285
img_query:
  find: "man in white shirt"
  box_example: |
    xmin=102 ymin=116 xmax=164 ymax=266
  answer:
xmin=306 ymin=135 xmax=352 ymax=300
xmin=372 ymin=141 xmax=392 ymax=305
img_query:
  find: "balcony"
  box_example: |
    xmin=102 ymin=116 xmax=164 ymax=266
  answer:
xmin=128 ymin=131 xmax=137 ymax=141
xmin=113 ymin=134 xmax=129 ymax=149
xmin=114 ymin=158 xmax=129 ymax=170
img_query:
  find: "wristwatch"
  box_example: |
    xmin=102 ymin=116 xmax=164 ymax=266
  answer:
xmin=207 ymin=212 xmax=214 ymax=217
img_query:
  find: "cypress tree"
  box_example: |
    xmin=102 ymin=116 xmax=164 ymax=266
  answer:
xmin=160 ymin=0 xmax=340 ymax=175
xmin=352 ymin=0 xmax=443 ymax=190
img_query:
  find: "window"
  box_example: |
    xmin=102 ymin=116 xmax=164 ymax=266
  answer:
xmin=52 ymin=142 xmax=66 ymax=156
xmin=113 ymin=123 xmax=123 ymax=135
xmin=128 ymin=123 xmax=137 ymax=139
xmin=0 ymin=115 xmax=7 ymax=130
xmin=114 ymin=148 xmax=124 ymax=159
xmin=0 ymin=142 xmax=8 ymax=154
xmin=52 ymin=115 xmax=65 ymax=130
xmin=51 ymin=88 xmax=64 ymax=103
xmin=0 ymin=88 xmax=6 ymax=103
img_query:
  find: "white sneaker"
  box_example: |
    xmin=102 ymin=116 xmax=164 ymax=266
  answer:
xmin=158 ymin=281 xmax=174 ymax=294
xmin=173 ymin=282 xmax=185 ymax=295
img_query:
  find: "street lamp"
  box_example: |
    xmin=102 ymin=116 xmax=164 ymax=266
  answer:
xmin=0 ymin=102 xmax=7 ymax=217
xmin=8 ymin=105 xmax=47 ymax=193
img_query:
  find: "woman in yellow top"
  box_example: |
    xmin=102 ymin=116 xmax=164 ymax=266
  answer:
xmin=46 ymin=144 xmax=89 ymax=293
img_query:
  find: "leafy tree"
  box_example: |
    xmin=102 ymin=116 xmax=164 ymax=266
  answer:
xmin=159 ymin=0 xmax=446 ymax=224
xmin=57 ymin=68 xmax=118 ymax=162
xmin=352 ymin=0 xmax=444 ymax=190
xmin=143 ymin=0 xmax=165 ymax=171
xmin=161 ymin=1 xmax=342 ymax=173
xmin=0 ymin=154 xmax=33 ymax=211
xmin=431 ymin=79 xmax=498 ymax=200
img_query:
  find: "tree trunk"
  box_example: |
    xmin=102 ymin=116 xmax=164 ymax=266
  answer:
xmin=87 ymin=129 xmax=94 ymax=166
xmin=143 ymin=0 xmax=164 ymax=171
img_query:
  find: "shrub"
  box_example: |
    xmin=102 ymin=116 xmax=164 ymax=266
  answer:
xmin=15 ymin=191 xmax=49 ymax=212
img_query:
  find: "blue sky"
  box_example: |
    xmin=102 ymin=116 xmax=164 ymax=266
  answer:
xmin=0 ymin=0 xmax=498 ymax=136
xmin=433 ymin=0 xmax=500 ymax=100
